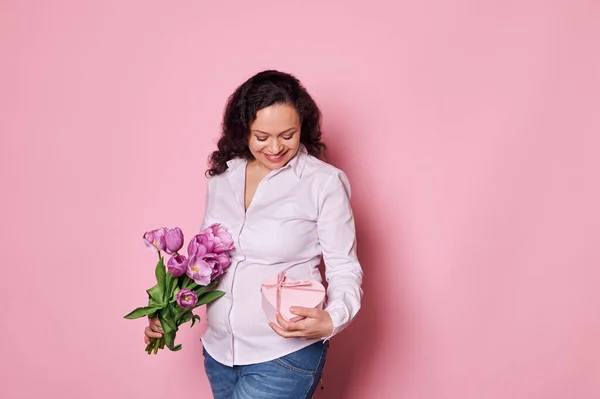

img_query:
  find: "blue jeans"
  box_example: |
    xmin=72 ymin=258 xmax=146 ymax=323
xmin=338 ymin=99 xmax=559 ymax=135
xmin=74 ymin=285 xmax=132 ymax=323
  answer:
xmin=203 ymin=341 xmax=329 ymax=399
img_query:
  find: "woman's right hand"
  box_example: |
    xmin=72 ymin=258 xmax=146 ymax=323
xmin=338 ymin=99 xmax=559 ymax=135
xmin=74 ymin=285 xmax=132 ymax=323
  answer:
xmin=144 ymin=316 xmax=163 ymax=346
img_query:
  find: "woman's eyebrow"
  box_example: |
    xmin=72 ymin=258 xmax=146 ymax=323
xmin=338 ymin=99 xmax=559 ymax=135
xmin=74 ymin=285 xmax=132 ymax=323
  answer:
xmin=251 ymin=128 xmax=297 ymax=135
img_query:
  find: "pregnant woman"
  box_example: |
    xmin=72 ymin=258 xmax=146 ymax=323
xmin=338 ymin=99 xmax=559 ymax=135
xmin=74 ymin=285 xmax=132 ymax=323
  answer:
xmin=145 ymin=70 xmax=363 ymax=399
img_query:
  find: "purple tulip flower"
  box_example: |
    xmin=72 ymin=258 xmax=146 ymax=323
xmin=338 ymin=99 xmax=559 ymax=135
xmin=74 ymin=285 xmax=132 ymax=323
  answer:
xmin=165 ymin=227 xmax=184 ymax=255
xmin=167 ymin=254 xmax=187 ymax=277
xmin=187 ymin=234 xmax=210 ymax=258
xmin=143 ymin=228 xmax=167 ymax=252
xmin=205 ymin=224 xmax=234 ymax=253
xmin=186 ymin=255 xmax=212 ymax=286
xmin=176 ymin=289 xmax=198 ymax=308
xmin=208 ymin=252 xmax=231 ymax=279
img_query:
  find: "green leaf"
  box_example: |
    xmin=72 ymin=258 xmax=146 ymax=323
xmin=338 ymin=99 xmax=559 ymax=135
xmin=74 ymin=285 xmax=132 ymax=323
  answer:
xmin=163 ymin=330 xmax=174 ymax=347
xmin=193 ymin=286 xmax=207 ymax=297
xmin=164 ymin=271 xmax=172 ymax=295
xmin=193 ymin=280 xmax=218 ymax=298
xmin=169 ymin=303 xmax=183 ymax=321
xmin=193 ymin=290 xmax=226 ymax=308
xmin=170 ymin=286 xmax=181 ymax=303
xmin=168 ymin=275 xmax=179 ymax=302
xmin=179 ymin=310 xmax=193 ymax=324
xmin=123 ymin=305 xmax=161 ymax=319
xmin=165 ymin=332 xmax=182 ymax=352
xmin=146 ymin=285 xmax=163 ymax=305
xmin=182 ymin=275 xmax=196 ymax=290
xmin=159 ymin=309 xmax=178 ymax=334
xmin=191 ymin=314 xmax=201 ymax=328
xmin=155 ymin=256 xmax=166 ymax=295
xmin=163 ymin=331 xmax=182 ymax=351
xmin=165 ymin=271 xmax=178 ymax=302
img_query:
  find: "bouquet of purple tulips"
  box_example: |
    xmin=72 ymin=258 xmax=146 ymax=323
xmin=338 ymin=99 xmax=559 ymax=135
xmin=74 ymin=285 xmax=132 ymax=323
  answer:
xmin=124 ymin=224 xmax=234 ymax=354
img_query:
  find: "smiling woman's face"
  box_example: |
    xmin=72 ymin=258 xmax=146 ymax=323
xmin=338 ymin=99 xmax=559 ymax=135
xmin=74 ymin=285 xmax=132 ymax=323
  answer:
xmin=248 ymin=104 xmax=301 ymax=170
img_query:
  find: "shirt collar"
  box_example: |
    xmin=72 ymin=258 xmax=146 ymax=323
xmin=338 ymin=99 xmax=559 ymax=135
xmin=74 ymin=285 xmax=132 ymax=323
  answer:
xmin=226 ymin=157 xmax=245 ymax=171
xmin=226 ymin=145 xmax=307 ymax=179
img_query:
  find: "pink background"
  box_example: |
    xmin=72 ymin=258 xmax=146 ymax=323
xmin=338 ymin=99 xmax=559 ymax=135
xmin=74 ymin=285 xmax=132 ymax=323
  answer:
xmin=2 ymin=1 xmax=599 ymax=398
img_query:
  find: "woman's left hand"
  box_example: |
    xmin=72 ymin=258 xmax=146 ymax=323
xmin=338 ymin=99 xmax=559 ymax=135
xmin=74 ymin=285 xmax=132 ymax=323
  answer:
xmin=269 ymin=307 xmax=334 ymax=339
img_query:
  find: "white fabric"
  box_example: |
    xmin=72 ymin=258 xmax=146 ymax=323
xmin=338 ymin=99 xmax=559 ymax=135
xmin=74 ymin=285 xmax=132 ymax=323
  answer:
xmin=200 ymin=146 xmax=363 ymax=366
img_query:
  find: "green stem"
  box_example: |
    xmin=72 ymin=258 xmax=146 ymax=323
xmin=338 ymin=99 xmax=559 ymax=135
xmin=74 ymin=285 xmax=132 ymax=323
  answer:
xmin=153 ymin=336 xmax=161 ymax=354
xmin=175 ymin=308 xmax=190 ymax=323
xmin=145 ymin=339 xmax=153 ymax=355
xmin=182 ymin=275 xmax=195 ymax=289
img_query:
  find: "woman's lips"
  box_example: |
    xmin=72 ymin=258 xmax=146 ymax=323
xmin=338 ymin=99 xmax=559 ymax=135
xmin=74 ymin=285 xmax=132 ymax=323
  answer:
xmin=263 ymin=152 xmax=286 ymax=163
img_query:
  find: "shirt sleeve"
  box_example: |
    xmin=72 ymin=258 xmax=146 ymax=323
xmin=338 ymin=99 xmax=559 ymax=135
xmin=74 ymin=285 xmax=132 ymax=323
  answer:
xmin=200 ymin=177 xmax=215 ymax=231
xmin=317 ymin=171 xmax=363 ymax=340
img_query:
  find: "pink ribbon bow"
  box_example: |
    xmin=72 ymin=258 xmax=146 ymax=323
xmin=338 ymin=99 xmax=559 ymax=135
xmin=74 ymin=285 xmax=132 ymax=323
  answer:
xmin=261 ymin=272 xmax=324 ymax=317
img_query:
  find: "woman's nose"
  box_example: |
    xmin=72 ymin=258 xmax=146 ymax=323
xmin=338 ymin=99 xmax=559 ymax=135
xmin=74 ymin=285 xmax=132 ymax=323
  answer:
xmin=268 ymin=139 xmax=283 ymax=154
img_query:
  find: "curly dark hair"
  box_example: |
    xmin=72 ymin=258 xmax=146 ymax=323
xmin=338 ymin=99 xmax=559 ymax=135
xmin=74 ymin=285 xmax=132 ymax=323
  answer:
xmin=206 ymin=70 xmax=326 ymax=176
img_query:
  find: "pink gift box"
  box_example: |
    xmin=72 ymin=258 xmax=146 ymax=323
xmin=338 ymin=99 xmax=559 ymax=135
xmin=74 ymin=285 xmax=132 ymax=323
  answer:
xmin=261 ymin=272 xmax=326 ymax=323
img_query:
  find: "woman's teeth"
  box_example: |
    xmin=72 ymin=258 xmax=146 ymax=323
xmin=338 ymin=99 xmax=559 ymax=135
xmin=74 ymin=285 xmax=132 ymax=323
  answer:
xmin=265 ymin=153 xmax=284 ymax=161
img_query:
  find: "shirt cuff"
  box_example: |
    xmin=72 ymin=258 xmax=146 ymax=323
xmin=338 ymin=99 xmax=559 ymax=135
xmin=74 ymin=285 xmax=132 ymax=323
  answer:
xmin=323 ymin=306 xmax=349 ymax=341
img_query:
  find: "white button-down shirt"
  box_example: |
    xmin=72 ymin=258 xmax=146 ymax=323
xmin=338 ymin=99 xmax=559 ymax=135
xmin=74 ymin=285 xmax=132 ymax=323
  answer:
xmin=200 ymin=145 xmax=363 ymax=366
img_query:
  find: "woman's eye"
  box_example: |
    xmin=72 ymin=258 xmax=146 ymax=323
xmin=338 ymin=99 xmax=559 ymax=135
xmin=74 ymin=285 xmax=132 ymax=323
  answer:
xmin=282 ymin=135 xmax=294 ymax=140
xmin=256 ymin=137 xmax=267 ymax=142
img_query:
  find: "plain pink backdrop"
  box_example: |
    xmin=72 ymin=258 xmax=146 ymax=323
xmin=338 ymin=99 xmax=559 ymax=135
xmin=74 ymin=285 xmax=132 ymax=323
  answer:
xmin=1 ymin=1 xmax=599 ymax=398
